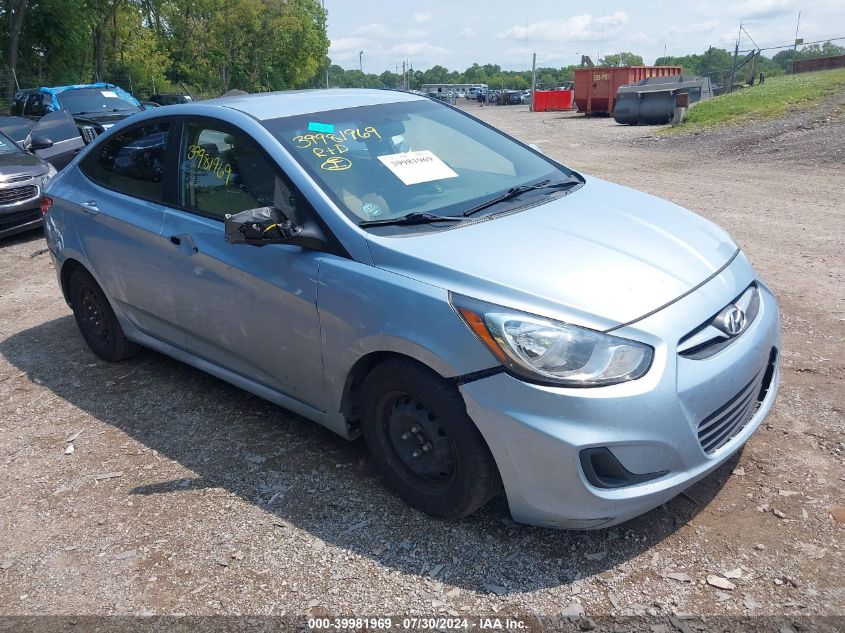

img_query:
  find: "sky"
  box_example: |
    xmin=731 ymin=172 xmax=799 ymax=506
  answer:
xmin=325 ymin=0 xmax=845 ymax=73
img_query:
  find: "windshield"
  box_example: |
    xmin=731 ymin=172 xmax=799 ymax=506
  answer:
xmin=0 ymin=132 xmax=22 ymax=154
xmin=262 ymin=99 xmax=573 ymax=227
xmin=57 ymin=88 xmax=141 ymax=114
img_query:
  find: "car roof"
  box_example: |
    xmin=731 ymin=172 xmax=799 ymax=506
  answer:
xmin=38 ymin=83 xmax=120 ymax=95
xmin=201 ymin=88 xmax=426 ymax=121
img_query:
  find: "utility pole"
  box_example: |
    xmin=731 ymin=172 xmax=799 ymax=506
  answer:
xmin=791 ymin=11 xmax=802 ymax=73
xmin=530 ymin=52 xmax=537 ymax=112
xmin=598 ymin=9 xmax=605 ymax=63
xmin=402 ymin=61 xmax=406 ymax=91
xmin=322 ymin=0 xmax=329 ymax=88
xmin=359 ymin=50 xmax=364 ymax=87
xmin=729 ymin=19 xmax=741 ymax=92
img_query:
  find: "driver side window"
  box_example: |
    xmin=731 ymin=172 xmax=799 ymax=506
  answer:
xmin=179 ymin=120 xmax=299 ymax=222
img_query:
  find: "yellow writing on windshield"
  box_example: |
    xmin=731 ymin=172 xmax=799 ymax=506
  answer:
xmin=312 ymin=144 xmax=349 ymax=158
xmin=293 ymin=126 xmax=381 ymax=149
xmin=187 ymin=144 xmax=232 ymax=186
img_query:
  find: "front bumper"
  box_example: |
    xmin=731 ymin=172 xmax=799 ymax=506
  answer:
xmin=0 ymin=199 xmax=42 ymax=239
xmin=459 ymin=263 xmax=780 ymax=529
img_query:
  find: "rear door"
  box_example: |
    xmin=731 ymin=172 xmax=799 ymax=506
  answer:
xmin=73 ymin=117 xmax=182 ymax=345
xmin=25 ymin=110 xmax=84 ymax=169
xmin=160 ymin=116 xmax=325 ymax=409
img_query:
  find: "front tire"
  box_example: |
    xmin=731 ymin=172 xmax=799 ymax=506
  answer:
xmin=360 ymin=359 xmax=500 ymax=518
xmin=69 ymin=268 xmax=140 ymax=362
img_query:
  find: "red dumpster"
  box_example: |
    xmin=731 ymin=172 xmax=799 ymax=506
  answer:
xmin=532 ymin=90 xmax=573 ymax=112
xmin=574 ymin=66 xmax=682 ymax=115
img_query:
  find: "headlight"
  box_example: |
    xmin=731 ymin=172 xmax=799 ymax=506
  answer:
xmin=42 ymin=164 xmax=58 ymax=186
xmin=450 ymin=293 xmax=653 ymax=387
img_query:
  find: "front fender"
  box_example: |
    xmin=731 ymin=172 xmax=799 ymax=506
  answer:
xmin=317 ymin=256 xmax=499 ymax=431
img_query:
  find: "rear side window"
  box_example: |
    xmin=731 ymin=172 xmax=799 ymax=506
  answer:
xmin=23 ymin=93 xmax=46 ymax=116
xmin=80 ymin=120 xmax=170 ymax=202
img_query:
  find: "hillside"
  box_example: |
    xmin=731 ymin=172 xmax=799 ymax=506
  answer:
xmin=674 ymin=68 xmax=845 ymax=132
xmin=651 ymin=69 xmax=845 ymax=165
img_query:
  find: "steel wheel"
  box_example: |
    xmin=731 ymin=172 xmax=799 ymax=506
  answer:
xmin=360 ymin=358 xmax=501 ymax=519
xmin=381 ymin=391 xmax=456 ymax=494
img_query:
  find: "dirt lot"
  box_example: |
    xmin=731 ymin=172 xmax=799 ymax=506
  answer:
xmin=1 ymin=99 xmax=843 ymax=629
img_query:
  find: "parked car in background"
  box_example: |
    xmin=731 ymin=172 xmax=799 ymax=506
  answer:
xmin=42 ymin=89 xmax=780 ymax=529
xmin=426 ymin=92 xmax=450 ymax=103
xmin=502 ymin=90 xmax=522 ymax=105
xmin=520 ymin=90 xmax=532 ymax=104
xmin=0 ymin=110 xmax=85 ymax=170
xmin=12 ymin=83 xmax=144 ymax=148
xmin=0 ymin=115 xmax=36 ymax=146
xmin=148 ymin=93 xmax=193 ymax=106
xmin=0 ymin=128 xmax=57 ymax=239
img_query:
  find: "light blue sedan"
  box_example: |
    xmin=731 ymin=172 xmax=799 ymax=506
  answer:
xmin=41 ymin=89 xmax=780 ymax=529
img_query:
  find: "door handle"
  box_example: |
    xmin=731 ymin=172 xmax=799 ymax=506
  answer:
xmin=81 ymin=200 xmax=99 ymax=215
xmin=169 ymin=234 xmax=198 ymax=254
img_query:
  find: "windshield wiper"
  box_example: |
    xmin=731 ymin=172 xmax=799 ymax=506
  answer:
xmin=462 ymin=178 xmax=580 ymax=217
xmin=359 ymin=212 xmax=468 ymax=228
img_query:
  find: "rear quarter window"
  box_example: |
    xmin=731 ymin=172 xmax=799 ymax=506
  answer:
xmin=79 ymin=120 xmax=170 ymax=202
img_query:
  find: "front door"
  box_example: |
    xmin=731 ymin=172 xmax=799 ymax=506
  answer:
xmin=26 ymin=110 xmax=84 ymax=169
xmin=161 ymin=117 xmax=325 ymax=409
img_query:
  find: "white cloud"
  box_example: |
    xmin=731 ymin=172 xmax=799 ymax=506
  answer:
xmin=330 ymin=37 xmax=368 ymax=53
xmin=498 ymin=12 xmax=628 ymax=42
xmin=733 ymin=0 xmax=796 ymax=18
xmin=356 ymin=23 xmax=389 ymax=37
xmin=667 ymin=20 xmax=719 ymax=36
xmin=459 ymin=27 xmax=477 ymax=38
xmin=503 ymin=46 xmax=532 ymax=58
xmin=390 ymin=41 xmax=448 ymax=57
xmin=413 ymin=12 xmax=431 ymax=23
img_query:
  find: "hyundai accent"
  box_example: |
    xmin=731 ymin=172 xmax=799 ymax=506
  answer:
xmin=41 ymin=89 xmax=780 ymax=528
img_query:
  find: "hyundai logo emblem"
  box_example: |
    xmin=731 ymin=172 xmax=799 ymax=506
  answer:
xmin=720 ymin=305 xmax=747 ymax=337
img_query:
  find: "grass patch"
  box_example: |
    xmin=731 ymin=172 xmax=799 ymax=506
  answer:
xmin=663 ymin=68 xmax=845 ymax=134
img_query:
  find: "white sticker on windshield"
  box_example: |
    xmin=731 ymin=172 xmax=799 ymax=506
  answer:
xmin=101 ymin=90 xmax=118 ymax=98
xmin=377 ymin=150 xmax=458 ymax=186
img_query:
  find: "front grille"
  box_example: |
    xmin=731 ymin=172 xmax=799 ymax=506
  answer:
xmin=0 ymin=209 xmax=41 ymax=232
xmin=81 ymin=125 xmax=99 ymax=144
xmin=697 ymin=347 xmax=778 ymax=454
xmin=0 ymin=184 xmax=38 ymax=205
xmin=679 ymin=284 xmax=760 ymax=359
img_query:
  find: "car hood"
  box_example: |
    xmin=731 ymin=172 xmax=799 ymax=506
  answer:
xmin=73 ymin=111 xmax=138 ymax=128
xmin=0 ymin=152 xmax=47 ymax=179
xmin=366 ymin=175 xmax=738 ymax=328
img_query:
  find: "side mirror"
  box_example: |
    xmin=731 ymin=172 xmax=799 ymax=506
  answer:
xmin=225 ymin=206 xmax=329 ymax=250
xmin=29 ymin=136 xmax=54 ymax=151
xmin=225 ymin=206 xmax=301 ymax=247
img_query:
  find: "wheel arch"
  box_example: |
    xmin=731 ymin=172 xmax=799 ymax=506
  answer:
xmin=59 ymin=257 xmax=87 ymax=304
xmin=340 ymin=351 xmax=422 ymax=433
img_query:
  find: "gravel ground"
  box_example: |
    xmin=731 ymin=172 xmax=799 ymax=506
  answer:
xmin=1 ymin=97 xmax=843 ymax=630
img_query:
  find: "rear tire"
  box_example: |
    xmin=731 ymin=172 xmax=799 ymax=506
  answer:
xmin=359 ymin=358 xmax=500 ymax=519
xmin=69 ymin=268 xmax=140 ymax=362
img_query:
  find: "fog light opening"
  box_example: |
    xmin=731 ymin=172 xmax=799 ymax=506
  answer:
xmin=580 ymin=447 xmax=668 ymax=489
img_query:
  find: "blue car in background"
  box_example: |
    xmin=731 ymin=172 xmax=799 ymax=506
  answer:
xmin=12 ymin=83 xmax=143 ymax=145
xmin=41 ymin=89 xmax=780 ymax=529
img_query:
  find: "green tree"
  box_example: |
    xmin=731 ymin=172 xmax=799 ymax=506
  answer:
xmin=599 ymin=52 xmax=643 ymax=67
